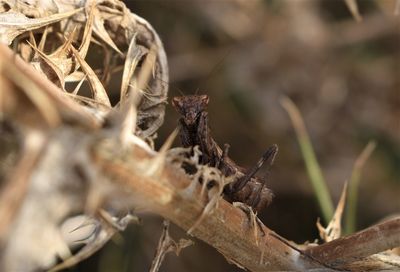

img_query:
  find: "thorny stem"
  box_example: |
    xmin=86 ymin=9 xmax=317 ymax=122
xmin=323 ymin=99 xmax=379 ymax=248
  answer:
xmin=90 ymin=139 xmax=325 ymax=271
xmin=305 ymin=217 xmax=400 ymax=267
xmin=90 ymin=138 xmax=400 ymax=271
xmin=150 ymin=221 xmax=172 ymax=272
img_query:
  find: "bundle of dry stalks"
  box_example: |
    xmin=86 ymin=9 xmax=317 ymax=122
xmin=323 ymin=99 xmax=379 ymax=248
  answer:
xmin=0 ymin=1 xmax=399 ymax=271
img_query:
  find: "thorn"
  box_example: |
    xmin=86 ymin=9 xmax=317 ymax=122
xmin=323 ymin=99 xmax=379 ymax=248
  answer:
xmin=37 ymin=26 xmax=49 ymax=52
xmin=159 ymin=128 xmax=179 ymax=154
xmin=27 ymin=41 xmax=66 ymax=90
xmin=142 ymin=129 xmax=178 ymax=177
xmin=69 ymin=45 xmax=111 ymax=107
xmin=29 ymin=31 xmax=37 ymax=49
xmin=119 ymin=95 xmax=138 ymax=147
xmin=60 ymin=26 xmax=78 ymax=52
xmin=72 ymin=74 xmax=87 ymax=95
xmin=121 ymin=33 xmax=138 ymax=100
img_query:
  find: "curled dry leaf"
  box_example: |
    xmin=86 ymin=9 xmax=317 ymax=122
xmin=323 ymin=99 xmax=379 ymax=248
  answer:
xmin=2 ymin=0 xmax=168 ymax=139
xmin=30 ymin=6 xmax=94 ymax=88
xmin=0 ymin=8 xmax=83 ymax=45
xmin=70 ymin=45 xmax=111 ymax=108
xmin=317 ymin=182 xmax=347 ymax=243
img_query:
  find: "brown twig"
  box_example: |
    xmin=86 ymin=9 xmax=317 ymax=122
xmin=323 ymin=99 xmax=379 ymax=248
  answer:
xmin=305 ymin=217 xmax=400 ymax=267
xmin=90 ymin=133 xmax=400 ymax=271
xmin=90 ymin=138 xmax=326 ymax=271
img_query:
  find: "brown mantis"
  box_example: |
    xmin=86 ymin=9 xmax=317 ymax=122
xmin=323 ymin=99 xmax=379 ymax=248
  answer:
xmin=172 ymin=94 xmax=278 ymax=212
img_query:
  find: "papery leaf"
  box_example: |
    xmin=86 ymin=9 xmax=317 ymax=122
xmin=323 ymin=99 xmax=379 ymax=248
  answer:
xmin=120 ymin=34 xmax=145 ymax=100
xmin=0 ymin=8 xmax=83 ymax=45
xmin=70 ymin=45 xmax=111 ymax=108
xmin=92 ymin=7 xmax=123 ymax=55
xmin=317 ymin=182 xmax=347 ymax=242
xmin=29 ymin=42 xmax=66 ymax=88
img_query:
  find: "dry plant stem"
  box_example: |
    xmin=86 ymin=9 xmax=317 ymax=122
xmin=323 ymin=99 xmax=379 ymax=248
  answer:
xmin=0 ymin=45 xmax=97 ymax=129
xmin=91 ymin=140 xmax=325 ymax=271
xmin=150 ymin=221 xmax=172 ymax=272
xmin=149 ymin=220 xmax=192 ymax=272
xmin=306 ymin=218 xmax=400 ymax=267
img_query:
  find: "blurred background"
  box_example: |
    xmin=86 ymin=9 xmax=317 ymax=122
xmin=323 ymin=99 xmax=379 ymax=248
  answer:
xmin=72 ymin=0 xmax=400 ymax=271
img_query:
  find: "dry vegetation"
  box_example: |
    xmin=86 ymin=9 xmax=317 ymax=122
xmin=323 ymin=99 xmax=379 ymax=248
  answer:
xmin=0 ymin=0 xmax=399 ymax=271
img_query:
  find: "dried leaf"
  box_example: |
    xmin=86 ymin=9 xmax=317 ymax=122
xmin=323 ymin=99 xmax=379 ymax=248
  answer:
xmin=0 ymin=8 xmax=83 ymax=45
xmin=3 ymin=51 xmax=62 ymax=126
xmin=70 ymin=45 xmax=111 ymax=108
xmin=92 ymin=7 xmax=123 ymax=55
xmin=44 ymin=7 xmax=94 ymax=83
xmin=0 ymin=44 xmax=98 ymax=129
xmin=29 ymin=43 xmax=66 ymax=88
xmin=120 ymin=34 xmax=145 ymax=100
xmin=317 ymin=182 xmax=348 ymax=242
xmin=77 ymin=5 xmax=95 ymax=59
